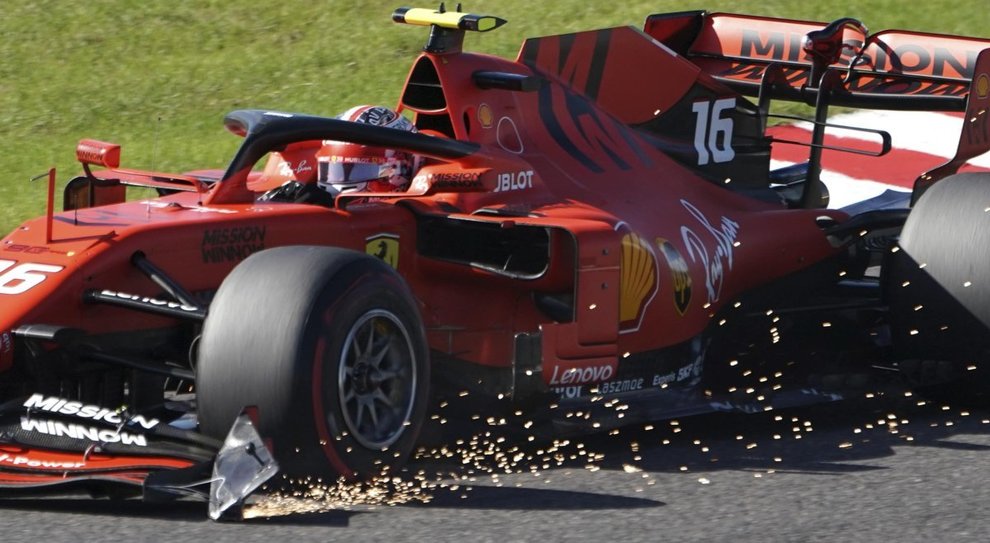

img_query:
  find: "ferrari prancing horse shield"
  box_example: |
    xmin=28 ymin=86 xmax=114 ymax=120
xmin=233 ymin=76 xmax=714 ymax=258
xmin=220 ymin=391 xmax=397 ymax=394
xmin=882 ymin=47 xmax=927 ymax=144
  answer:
xmin=365 ymin=234 xmax=400 ymax=269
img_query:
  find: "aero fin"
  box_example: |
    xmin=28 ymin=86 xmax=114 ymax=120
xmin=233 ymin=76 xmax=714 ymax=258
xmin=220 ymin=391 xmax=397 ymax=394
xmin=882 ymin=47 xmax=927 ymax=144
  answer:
xmin=912 ymin=48 xmax=990 ymax=204
xmin=208 ymin=409 xmax=279 ymax=521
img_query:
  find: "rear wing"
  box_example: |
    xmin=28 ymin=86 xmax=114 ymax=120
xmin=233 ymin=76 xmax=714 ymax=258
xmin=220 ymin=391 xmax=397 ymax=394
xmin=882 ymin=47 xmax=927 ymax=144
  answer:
xmin=645 ymin=11 xmax=990 ymax=111
xmin=645 ymin=11 xmax=990 ymax=202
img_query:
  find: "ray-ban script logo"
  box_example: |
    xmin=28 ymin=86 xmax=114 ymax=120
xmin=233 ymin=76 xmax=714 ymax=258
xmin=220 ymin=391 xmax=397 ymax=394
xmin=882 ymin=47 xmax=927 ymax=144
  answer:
xmin=680 ymin=200 xmax=739 ymax=304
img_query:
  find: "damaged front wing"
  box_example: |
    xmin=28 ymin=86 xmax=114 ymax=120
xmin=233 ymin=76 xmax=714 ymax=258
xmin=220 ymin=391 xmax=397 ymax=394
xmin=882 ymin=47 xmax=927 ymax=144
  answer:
xmin=0 ymin=398 xmax=279 ymax=520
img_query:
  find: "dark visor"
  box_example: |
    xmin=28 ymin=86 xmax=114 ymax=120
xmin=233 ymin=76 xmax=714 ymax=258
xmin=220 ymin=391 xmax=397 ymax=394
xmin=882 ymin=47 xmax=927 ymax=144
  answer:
xmin=320 ymin=161 xmax=387 ymax=184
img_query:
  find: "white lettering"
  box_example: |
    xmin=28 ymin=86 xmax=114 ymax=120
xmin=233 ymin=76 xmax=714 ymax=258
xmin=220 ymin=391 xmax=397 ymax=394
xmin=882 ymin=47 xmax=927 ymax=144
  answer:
xmin=20 ymin=417 xmax=148 ymax=447
xmin=552 ymin=386 xmax=583 ymax=399
xmin=69 ymin=422 xmax=98 ymax=441
xmin=675 ymin=358 xmax=704 ymax=383
xmin=0 ymin=260 xmax=64 ymax=295
xmin=0 ymin=453 xmax=86 ymax=470
xmin=493 ymin=170 xmax=534 ymax=192
xmin=131 ymin=415 xmax=160 ymax=430
xmin=58 ymin=401 xmax=81 ymax=416
xmin=653 ymin=372 xmax=676 ymax=386
xmin=77 ymin=404 xmax=100 ymax=419
xmin=548 ymin=364 xmax=615 ymax=385
xmin=99 ymin=290 xmax=198 ymax=312
xmin=20 ymin=417 xmax=46 ymax=433
xmin=596 ymin=378 xmax=645 ymax=395
xmin=691 ymin=98 xmax=736 ymax=165
xmin=295 ymin=160 xmax=313 ymax=175
xmin=22 ymin=394 xmax=159 ymax=428
xmin=23 ymin=394 xmax=59 ymax=411
xmin=411 ymin=175 xmax=429 ymax=192
xmin=680 ymin=200 xmax=739 ymax=304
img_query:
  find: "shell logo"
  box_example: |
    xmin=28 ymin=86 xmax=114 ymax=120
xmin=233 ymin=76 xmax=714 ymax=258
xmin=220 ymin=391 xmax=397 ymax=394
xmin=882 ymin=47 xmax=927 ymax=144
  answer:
xmin=478 ymin=104 xmax=494 ymax=128
xmin=977 ymin=73 xmax=990 ymax=99
xmin=619 ymin=232 xmax=658 ymax=329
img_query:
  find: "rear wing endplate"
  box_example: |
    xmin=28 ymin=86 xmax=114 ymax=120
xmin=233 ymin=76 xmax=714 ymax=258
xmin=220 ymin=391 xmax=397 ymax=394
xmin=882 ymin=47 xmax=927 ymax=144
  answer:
xmin=913 ymin=50 xmax=990 ymax=202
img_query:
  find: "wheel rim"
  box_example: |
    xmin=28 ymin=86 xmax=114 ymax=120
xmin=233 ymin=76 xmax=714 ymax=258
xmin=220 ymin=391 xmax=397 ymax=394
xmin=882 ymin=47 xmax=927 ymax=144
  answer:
xmin=337 ymin=309 xmax=417 ymax=450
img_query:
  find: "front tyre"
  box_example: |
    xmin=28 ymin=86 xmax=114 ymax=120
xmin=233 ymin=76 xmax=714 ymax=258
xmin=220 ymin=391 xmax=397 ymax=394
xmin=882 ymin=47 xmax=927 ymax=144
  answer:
xmin=197 ymin=246 xmax=430 ymax=479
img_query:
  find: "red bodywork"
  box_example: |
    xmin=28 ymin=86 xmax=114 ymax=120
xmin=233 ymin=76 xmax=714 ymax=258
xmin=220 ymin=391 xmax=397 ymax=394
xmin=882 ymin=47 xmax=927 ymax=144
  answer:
xmin=1 ymin=8 xmax=989 ymax=492
xmin=0 ymin=23 xmax=847 ymax=376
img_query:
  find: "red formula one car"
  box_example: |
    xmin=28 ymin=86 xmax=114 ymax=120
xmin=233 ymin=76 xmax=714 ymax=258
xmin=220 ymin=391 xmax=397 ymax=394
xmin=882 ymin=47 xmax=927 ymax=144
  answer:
xmin=2 ymin=6 xmax=989 ymax=518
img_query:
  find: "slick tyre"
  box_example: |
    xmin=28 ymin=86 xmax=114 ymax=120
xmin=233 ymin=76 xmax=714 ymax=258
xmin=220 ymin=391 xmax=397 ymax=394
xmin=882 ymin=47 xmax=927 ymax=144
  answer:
xmin=887 ymin=173 xmax=990 ymax=398
xmin=197 ymin=246 xmax=430 ymax=479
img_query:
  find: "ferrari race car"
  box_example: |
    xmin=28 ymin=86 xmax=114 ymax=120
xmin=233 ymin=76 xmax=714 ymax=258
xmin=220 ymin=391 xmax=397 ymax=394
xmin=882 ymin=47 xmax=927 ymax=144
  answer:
xmin=1 ymin=6 xmax=989 ymax=518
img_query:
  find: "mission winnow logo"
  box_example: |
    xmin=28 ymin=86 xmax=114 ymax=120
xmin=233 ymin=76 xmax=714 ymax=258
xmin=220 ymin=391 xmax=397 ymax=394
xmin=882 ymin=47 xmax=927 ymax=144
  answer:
xmin=19 ymin=394 xmax=160 ymax=447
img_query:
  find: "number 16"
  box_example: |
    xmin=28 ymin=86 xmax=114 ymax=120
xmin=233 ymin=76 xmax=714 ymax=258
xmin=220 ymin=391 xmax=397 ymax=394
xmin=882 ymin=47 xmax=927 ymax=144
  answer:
xmin=692 ymin=98 xmax=737 ymax=166
xmin=0 ymin=259 xmax=63 ymax=295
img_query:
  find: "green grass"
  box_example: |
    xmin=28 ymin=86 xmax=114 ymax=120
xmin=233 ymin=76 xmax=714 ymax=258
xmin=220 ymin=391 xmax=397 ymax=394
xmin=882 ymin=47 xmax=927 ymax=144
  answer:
xmin=2 ymin=1 xmax=988 ymax=232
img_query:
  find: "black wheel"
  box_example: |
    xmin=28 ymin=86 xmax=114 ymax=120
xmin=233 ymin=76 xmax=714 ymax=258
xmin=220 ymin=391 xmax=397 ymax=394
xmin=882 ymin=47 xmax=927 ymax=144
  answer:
xmin=197 ymin=246 xmax=430 ymax=479
xmin=886 ymin=173 xmax=990 ymax=394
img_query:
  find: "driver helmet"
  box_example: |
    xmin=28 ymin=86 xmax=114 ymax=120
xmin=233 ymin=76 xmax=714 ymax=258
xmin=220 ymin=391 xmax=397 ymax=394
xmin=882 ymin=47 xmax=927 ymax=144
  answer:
xmin=316 ymin=105 xmax=417 ymax=197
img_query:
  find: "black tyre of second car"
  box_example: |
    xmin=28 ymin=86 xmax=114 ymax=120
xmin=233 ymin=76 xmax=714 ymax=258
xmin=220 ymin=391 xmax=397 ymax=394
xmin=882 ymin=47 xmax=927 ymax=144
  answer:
xmin=196 ymin=246 xmax=430 ymax=479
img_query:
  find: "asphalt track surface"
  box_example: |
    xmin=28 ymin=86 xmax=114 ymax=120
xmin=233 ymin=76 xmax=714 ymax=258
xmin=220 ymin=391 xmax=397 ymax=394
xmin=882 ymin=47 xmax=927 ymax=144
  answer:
xmin=0 ymin=390 xmax=987 ymax=542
